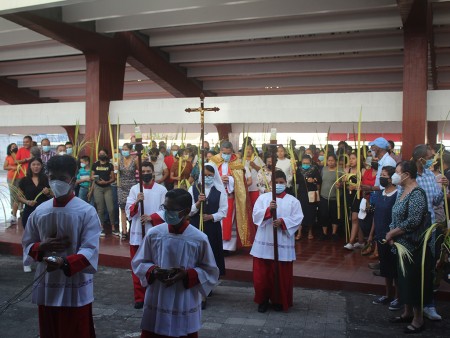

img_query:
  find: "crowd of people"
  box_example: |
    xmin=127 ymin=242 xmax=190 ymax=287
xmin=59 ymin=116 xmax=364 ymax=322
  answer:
xmin=3 ymin=133 xmax=450 ymax=336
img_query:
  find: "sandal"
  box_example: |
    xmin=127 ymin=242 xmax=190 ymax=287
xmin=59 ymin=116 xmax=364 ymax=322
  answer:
xmin=404 ymin=323 xmax=424 ymax=334
xmin=389 ymin=315 xmax=414 ymax=323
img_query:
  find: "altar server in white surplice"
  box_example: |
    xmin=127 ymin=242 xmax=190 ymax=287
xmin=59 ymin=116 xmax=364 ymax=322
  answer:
xmin=250 ymin=170 xmax=303 ymax=313
xmin=132 ymin=189 xmax=219 ymax=338
xmin=126 ymin=161 xmax=167 ymax=309
xmin=22 ymin=155 xmax=101 ymax=338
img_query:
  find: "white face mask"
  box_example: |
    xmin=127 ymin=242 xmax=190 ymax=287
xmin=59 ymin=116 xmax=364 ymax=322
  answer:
xmin=49 ymin=180 xmax=72 ymax=198
xmin=391 ymin=173 xmax=404 ymax=186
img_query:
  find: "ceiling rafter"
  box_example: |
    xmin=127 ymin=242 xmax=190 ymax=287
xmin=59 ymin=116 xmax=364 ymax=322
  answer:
xmin=0 ymin=76 xmax=57 ymax=104
xmin=1 ymin=11 xmax=204 ymax=98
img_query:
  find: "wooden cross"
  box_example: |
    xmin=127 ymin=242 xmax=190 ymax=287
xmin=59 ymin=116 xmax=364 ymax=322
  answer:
xmin=185 ymin=93 xmax=220 ymax=192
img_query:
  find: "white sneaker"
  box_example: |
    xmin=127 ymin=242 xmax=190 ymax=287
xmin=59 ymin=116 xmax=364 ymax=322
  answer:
xmin=10 ymin=215 xmax=17 ymax=223
xmin=423 ymin=306 xmax=442 ymax=321
xmin=353 ymin=242 xmax=365 ymax=249
xmin=344 ymin=243 xmax=354 ymax=250
xmin=23 ymin=266 xmax=32 ymax=273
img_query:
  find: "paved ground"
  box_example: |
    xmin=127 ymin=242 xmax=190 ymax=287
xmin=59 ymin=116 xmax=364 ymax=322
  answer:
xmin=0 ymin=254 xmax=449 ymax=338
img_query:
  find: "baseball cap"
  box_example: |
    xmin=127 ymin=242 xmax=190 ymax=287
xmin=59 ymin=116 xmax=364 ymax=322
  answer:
xmin=368 ymin=137 xmax=389 ymax=150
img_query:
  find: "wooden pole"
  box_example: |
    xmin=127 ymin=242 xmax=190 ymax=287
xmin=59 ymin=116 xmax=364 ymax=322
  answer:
xmin=132 ymin=126 xmax=147 ymax=239
xmin=270 ymin=137 xmax=280 ymax=304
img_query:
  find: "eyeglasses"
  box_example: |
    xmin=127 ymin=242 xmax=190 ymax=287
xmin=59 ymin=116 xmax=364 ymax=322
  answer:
xmin=159 ymin=204 xmax=186 ymax=215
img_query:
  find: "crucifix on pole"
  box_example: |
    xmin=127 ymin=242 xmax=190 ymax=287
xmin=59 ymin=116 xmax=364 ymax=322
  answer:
xmin=185 ymin=93 xmax=220 ymax=230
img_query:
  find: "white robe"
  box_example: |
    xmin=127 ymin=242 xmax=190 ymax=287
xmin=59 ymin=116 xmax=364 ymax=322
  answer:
xmin=132 ymin=224 xmax=219 ymax=336
xmin=22 ymin=197 xmax=101 ymax=307
xmin=126 ymin=183 xmax=167 ymax=246
xmin=250 ymin=192 xmax=303 ymax=261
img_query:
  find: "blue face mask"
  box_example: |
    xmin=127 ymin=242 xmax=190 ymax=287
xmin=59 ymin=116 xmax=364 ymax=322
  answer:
xmin=221 ymin=153 xmax=231 ymax=162
xmin=172 ymin=151 xmax=178 ymax=156
xmin=42 ymin=145 xmax=51 ymax=152
xmin=275 ymin=184 xmax=286 ymax=194
xmin=302 ymin=164 xmax=311 ymax=170
xmin=204 ymin=176 xmax=214 ymax=186
xmin=122 ymin=150 xmax=130 ymax=157
xmin=424 ymin=159 xmax=433 ymax=169
xmin=66 ymin=148 xmax=73 ymax=155
xmin=165 ymin=209 xmax=183 ymax=225
xmin=318 ymin=155 xmax=324 ymax=162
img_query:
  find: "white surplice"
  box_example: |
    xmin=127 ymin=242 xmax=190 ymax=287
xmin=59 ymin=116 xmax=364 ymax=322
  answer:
xmin=126 ymin=182 xmax=167 ymax=246
xmin=132 ymin=223 xmax=219 ymax=337
xmin=250 ymin=192 xmax=303 ymax=261
xmin=22 ymin=197 xmax=101 ymax=307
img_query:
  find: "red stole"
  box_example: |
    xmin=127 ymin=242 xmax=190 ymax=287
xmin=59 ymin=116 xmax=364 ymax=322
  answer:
xmin=218 ymin=163 xmax=234 ymax=241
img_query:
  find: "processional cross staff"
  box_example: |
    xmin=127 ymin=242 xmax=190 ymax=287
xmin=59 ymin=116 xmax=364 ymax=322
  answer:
xmin=185 ymin=93 xmax=220 ymax=230
xmin=266 ymin=128 xmax=283 ymax=304
xmin=131 ymin=124 xmax=148 ymax=239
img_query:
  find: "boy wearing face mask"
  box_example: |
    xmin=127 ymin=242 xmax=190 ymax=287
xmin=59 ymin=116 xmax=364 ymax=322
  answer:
xmin=75 ymin=156 xmax=91 ymax=202
xmin=22 ymin=155 xmax=101 ymax=338
xmin=250 ymin=170 xmax=303 ymax=313
xmin=126 ymin=161 xmax=167 ymax=309
xmin=132 ymin=189 xmax=219 ymax=337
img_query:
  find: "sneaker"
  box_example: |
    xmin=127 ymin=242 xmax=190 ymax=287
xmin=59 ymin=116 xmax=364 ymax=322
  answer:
xmin=319 ymin=233 xmax=329 ymax=241
xmin=112 ymin=231 xmax=120 ymax=237
xmin=423 ymin=306 xmax=442 ymax=321
xmin=121 ymin=233 xmax=128 ymax=240
xmin=9 ymin=215 xmax=17 ymax=224
xmin=353 ymin=242 xmax=365 ymax=249
xmin=331 ymin=234 xmax=339 ymax=241
xmin=100 ymin=231 xmax=106 ymax=238
xmin=388 ymin=298 xmax=402 ymax=311
xmin=23 ymin=266 xmax=32 ymax=273
xmin=372 ymin=296 xmax=391 ymax=305
xmin=344 ymin=243 xmax=354 ymax=250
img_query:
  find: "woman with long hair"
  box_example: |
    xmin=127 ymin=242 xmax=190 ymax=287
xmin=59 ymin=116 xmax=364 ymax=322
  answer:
xmin=90 ymin=148 xmax=116 ymax=237
xmin=117 ymin=143 xmax=138 ymax=240
xmin=343 ymin=152 xmax=366 ymax=250
xmin=18 ymin=157 xmax=52 ymax=272
xmin=3 ymin=143 xmax=19 ymax=224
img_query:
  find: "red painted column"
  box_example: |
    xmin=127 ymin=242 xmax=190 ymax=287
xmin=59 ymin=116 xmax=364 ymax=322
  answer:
xmin=401 ymin=0 xmax=429 ymax=160
xmin=214 ymin=123 xmax=232 ymax=142
xmin=84 ymin=52 xmax=127 ymax=157
xmin=427 ymin=121 xmax=438 ymax=146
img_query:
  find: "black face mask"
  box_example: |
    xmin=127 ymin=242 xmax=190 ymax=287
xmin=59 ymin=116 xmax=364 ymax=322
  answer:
xmin=99 ymin=155 xmax=108 ymax=161
xmin=267 ymin=165 xmax=272 ymax=170
xmin=11 ymin=148 xmax=18 ymax=153
xmin=142 ymin=173 xmax=154 ymax=183
xmin=371 ymin=162 xmax=379 ymax=170
xmin=379 ymin=177 xmax=390 ymax=188
xmin=150 ymin=156 xmax=158 ymax=162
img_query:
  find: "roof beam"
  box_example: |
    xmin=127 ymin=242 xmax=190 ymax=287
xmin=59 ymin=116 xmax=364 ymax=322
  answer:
xmin=115 ymin=31 xmax=205 ymax=97
xmin=0 ymin=76 xmax=57 ymax=104
xmin=93 ymin=0 xmax=397 ymax=33
xmin=2 ymin=12 xmax=204 ymax=97
xmin=1 ymin=11 xmax=118 ymax=56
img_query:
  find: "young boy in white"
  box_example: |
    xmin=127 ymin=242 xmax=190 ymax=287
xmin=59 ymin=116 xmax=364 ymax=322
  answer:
xmin=132 ymin=189 xmax=219 ymax=338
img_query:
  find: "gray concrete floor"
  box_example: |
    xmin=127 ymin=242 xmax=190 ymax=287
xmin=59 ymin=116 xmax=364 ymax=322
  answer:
xmin=0 ymin=254 xmax=449 ymax=337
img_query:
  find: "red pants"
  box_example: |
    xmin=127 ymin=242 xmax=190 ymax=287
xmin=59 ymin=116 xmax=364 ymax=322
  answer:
xmin=130 ymin=245 xmax=146 ymax=303
xmin=141 ymin=330 xmax=198 ymax=338
xmin=253 ymin=257 xmax=293 ymax=311
xmin=38 ymin=303 xmax=95 ymax=338
xmin=222 ymin=197 xmax=235 ymax=241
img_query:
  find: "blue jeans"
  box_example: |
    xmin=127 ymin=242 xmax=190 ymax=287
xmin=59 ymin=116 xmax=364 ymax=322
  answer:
xmin=78 ymin=186 xmax=89 ymax=202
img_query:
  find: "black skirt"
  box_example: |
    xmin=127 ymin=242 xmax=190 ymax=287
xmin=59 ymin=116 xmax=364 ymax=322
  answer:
xmin=397 ymin=245 xmax=433 ymax=307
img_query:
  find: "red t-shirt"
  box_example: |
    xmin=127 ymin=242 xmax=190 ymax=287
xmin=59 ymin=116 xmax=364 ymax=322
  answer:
xmin=164 ymin=155 xmax=176 ymax=183
xmin=15 ymin=147 xmax=31 ymax=179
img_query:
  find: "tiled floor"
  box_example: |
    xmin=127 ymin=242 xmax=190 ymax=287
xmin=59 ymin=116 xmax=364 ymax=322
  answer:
xmin=2 ymin=220 xmax=449 ymax=300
